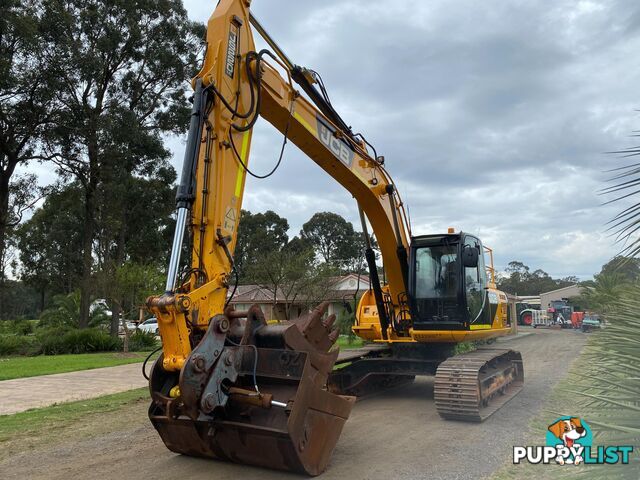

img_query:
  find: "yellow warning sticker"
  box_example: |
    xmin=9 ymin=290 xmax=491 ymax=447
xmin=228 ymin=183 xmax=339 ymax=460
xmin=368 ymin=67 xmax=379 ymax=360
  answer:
xmin=223 ymin=206 xmax=237 ymax=233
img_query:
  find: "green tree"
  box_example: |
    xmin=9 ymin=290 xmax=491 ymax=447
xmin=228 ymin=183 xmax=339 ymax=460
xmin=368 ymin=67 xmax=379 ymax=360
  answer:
xmin=41 ymin=0 xmax=203 ymax=328
xmin=577 ymin=272 xmax=626 ymax=318
xmin=603 ymin=145 xmax=640 ymax=258
xmin=497 ymin=261 xmax=529 ymax=294
xmin=97 ymin=262 xmax=164 ymax=350
xmin=0 ymin=175 xmax=44 ymax=279
xmin=39 ymin=290 xmax=109 ymax=329
xmin=575 ymin=256 xmax=638 ymax=317
xmin=235 ymin=210 xmax=289 ymax=281
xmin=0 ymin=279 xmax=39 ymax=320
xmin=0 ymin=0 xmax=58 ymax=281
xmin=598 ymin=256 xmax=640 ymax=283
xmin=249 ymin=239 xmax=323 ymax=320
xmin=16 ymin=174 xmax=175 ymax=329
xmin=95 ymin=168 xmax=176 ymax=335
xmin=301 ymin=212 xmax=362 ymax=272
xmin=497 ymin=260 xmax=577 ymax=295
xmin=15 ymin=184 xmax=84 ymax=310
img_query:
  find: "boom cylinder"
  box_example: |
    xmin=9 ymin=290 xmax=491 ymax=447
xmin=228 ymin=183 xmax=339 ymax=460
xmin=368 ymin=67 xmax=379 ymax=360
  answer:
xmin=359 ymin=207 xmax=390 ymax=339
xmin=165 ymin=207 xmax=188 ymax=292
xmin=165 ymin=79 xmax=207 ymax=292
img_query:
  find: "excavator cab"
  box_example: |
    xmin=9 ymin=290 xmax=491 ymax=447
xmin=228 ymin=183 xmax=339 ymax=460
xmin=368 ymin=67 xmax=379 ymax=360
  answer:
xmin=408 ymin=232 xmax=491 ymax=331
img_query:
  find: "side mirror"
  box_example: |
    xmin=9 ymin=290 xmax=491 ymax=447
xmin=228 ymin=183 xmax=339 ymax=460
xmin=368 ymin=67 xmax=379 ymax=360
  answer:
xmin=462 ymin=245 xmax=479 ymax=268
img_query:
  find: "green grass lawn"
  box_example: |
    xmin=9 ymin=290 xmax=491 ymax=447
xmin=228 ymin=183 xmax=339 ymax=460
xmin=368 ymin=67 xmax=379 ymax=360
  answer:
xmin=335 ymin=335 xmax=364 ymax=350
xmin=0 ymin=352 xmax=153 ymax=381
xmin=0 ymin=337 xmax=360 ymax=383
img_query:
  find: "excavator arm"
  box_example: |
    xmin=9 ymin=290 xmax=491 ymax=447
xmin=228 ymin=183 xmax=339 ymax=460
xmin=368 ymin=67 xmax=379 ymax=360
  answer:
xmin=148 ymin=0 xmax=411 ymax=372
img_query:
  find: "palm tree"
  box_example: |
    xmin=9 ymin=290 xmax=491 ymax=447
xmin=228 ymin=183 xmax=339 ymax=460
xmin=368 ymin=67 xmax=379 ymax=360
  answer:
xmin=578 ymin=271 xmax=626 ymax=318
xmin=548 ymin=146 xmax=640 ymax=477
xmin=602 ymin=145 xmax=640 ymax=258
xmin=550 ymin=287 xmax=640 ymax=479
xmin=39 ymin=290 xmax=109 ymax=329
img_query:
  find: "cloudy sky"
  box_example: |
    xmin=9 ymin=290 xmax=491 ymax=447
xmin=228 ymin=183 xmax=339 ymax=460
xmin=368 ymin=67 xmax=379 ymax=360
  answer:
xmin=191 ymin=0 xmax=640 ymax=279
xmin=25 ymin=0 xmax=640 ymax=279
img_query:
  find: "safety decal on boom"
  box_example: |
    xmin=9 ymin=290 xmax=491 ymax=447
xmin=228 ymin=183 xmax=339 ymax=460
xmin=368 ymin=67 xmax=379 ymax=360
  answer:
xmin=316 ymin=116 xmax=355 ymax=167
xmin=224 ymin=206 xmax=237 ymax=233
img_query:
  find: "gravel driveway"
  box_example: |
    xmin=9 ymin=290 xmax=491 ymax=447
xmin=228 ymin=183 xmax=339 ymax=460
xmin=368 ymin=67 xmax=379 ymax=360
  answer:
xmin=0 ymin=327 xmax=586 ymax=480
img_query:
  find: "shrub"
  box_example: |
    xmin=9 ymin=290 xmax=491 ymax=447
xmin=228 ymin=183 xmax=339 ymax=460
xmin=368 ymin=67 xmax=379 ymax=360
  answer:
xmin=35 ymin=326 xmax=72 ymax=344
xmin=128 ymin=330 xmax=158 ymax=351
xmin=12 ymin=319 xmax=34 ymax=336
xmin=40 ymin=328 xmax=121 ymax=355
xmin=0 ymin=335 xmax=39 ymax=356
xmin=336 ymin=311 xmax=356 ymax=343
xmin=0 ymin=320 xmax=36 ymax=336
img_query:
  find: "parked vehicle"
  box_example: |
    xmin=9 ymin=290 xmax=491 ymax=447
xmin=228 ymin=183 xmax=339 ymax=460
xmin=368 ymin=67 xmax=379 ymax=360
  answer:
xmin=581 ymin=314 xmax=601 ymax=332
xmin=138 ymin=318 xmax=159 ymax=335
xmin=548 ymin=300 xmax=575 ymax=328
xmin=528 ymin=309 xmax=554 ymax=328
xmin=118 ymin=320 xmax=138 ymax=334
xmin=516 ymin=302 xmax=540 ymax=325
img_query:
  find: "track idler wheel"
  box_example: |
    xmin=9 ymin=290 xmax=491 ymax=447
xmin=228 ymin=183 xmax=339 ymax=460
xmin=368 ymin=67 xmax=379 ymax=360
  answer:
xmin=148 ymin=302 xmax=354 ymax=476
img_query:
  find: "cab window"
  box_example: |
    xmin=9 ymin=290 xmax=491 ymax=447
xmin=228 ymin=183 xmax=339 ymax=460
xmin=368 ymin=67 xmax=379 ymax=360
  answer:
xmin=463 ymin=239 xmax=484 ymax=321
xmin=415 ymin=245 xmax=458 ymax=299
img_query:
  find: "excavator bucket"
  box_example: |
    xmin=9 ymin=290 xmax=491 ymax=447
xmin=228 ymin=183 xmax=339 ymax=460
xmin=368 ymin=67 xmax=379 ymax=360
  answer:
xmin=148 ymin=302 xmax=354 ymax=476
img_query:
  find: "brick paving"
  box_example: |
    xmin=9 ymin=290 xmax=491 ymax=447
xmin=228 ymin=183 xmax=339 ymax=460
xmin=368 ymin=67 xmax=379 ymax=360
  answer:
xmin=0 ymin=363 xmax=147 ymax=415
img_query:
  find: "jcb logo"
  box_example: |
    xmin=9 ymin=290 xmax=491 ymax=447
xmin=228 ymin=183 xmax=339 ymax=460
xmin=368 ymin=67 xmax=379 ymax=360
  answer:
xmin=317 ymin=118 xmax=354 ymax=167
xmin=225 ymin=27 xmax=238 ymax=78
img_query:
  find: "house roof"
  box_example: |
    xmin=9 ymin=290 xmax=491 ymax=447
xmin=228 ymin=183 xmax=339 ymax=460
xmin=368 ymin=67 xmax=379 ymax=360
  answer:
xmin=227 ymin=274 xmax=371 ymax=305
xmin=228 ymin=285 xmax=283 ymax=303
xmin=540 ymin=284 xmax=582 ymax=296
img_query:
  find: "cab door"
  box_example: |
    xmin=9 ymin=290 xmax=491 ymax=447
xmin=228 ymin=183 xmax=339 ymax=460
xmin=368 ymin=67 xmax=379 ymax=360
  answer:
xmin=462 ymin=235 xmax=492 ymax=328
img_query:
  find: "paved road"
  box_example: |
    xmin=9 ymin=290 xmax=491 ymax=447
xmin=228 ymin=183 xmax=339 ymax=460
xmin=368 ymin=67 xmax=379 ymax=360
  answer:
xmin=0 ymin=362 xmax=147 ymax=415
xmin=0 ymin=328 xmax=586 ymax=479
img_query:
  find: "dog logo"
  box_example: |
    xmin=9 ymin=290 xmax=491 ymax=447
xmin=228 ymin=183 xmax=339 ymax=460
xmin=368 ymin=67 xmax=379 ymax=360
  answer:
xmin=513 ymin=416 xmax=633 ymax=465
xmin=546 ymin=417 xmax=589 ymax=464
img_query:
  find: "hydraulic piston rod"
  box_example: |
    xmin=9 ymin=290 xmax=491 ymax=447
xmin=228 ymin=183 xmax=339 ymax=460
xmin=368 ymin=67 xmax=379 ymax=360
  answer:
xmin=164 ymin=79 xmax=207 ymax=292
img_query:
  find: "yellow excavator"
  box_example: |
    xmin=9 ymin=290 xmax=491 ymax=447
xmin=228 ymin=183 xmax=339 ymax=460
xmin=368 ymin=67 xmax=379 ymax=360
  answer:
xmin=146 ymin=0 xmax=524 ymax=475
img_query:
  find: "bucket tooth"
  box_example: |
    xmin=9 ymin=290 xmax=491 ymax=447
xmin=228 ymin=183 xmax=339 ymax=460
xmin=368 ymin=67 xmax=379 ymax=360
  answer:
xmin=323 ymin=313 xmax=336 ymax=329
xmin=291 ymin=301 xmax=337 ymax=352
xmin=328 ymin=327 xmax=340 ymax=343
